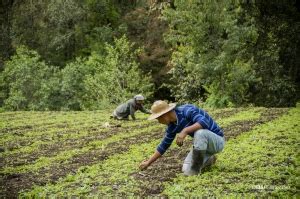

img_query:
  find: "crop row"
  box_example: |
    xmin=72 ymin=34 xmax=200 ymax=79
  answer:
xmin=1 ymin=124 xmax=164 ymax=174
xmin=2 ymin=108 xmax=259 ymax=171
xmin=0 ymin=111 xmax=155 ymax=142
xmin=1 ymin=111 xmax=116 ymax=138
xmin=0 ymin=107 xmax=236 ymax=133
xmin=0 ymin=111 xmax=109 ymax=129
xmin=17 ymin=108 xmax=268 ymax=197
xmin=0 ymin=107 xmax=237 ymax=139
xmin=1 ymin=119 xmax=154 ymax=161
xmin=1 ymin=109 xmax=237 ymax=166
xmin=1 ymin=108 xmax=244 ymax=197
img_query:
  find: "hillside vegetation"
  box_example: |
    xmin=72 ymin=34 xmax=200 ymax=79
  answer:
xmin=1 ymin=0 xmax=299 ymax=110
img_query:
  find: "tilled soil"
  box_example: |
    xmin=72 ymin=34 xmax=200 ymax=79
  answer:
xmin=3 ymin=123 xmax=151 ymax=168
xmin=209 ymin=108 xmax=246 ymax=120
xmin=2 ymin=121 xmax=122 ymax=151
xmin=3 ymin=110 xmax=238 ymax=168
xmin=0 ymin=128 xmax=165 ymax=198
xmin=0 ymin=108 xmax=287 ymax=198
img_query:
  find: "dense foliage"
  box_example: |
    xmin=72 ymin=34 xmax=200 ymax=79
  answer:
xmin=163 ymin=1 xmax=258 ymax=107
xmin=0 ymin=0 xmax=299 ymax=110
xmin=60 ymin=36 xmax=153 ymax=110
xmin=0 ymin=47 xmax=60 ymax=110
xmin=163 ymin=0 xmax=300 ymax=107
xmin=0 ymin=37 xmax=152 ymax=110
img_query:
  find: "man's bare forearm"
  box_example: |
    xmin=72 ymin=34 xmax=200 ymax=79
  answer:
xmin=183 ymin=122 xmax=202 ymax=134
xmin=147 ymin=150 xmax=162 ymax=165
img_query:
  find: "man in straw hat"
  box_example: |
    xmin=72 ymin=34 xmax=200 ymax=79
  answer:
xmin=111 ymin=94 xmax=150 ymax=120
xmin=139 ymin=100 xmax=225 ymax=176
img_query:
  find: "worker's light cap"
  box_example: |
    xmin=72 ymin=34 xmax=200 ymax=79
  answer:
xmin=148 ymin=100 xmax=176 ymax=120
xmin=134 ymin=94 xmax=145 ymax=101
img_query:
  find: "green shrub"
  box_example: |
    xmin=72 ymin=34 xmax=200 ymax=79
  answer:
xmin=81 ymin=35 xmax=154 ymax=110
xmin=0 ymin=46 xmax=59 ymax=110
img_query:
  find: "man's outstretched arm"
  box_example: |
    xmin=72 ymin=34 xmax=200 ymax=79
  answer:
xmin=140 ymin=105 xmax=151 ymax=114
xmin=139 ymin=130 xmax=175 ymax=170
xmin=139 ymin=150 xmax=162 ymax=170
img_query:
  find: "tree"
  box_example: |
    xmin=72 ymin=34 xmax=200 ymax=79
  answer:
xmin=60 ymin=35 xmax=154 ymax=110
xmin=163 ymin=0 xmax=258 ymax=107
xmin=0 ymin=46 xmax=58 ymax=110
xmin=9 ymin=0 xmax=122 ymax=66
xmin=246 ymin=0 xmax=300 ymax=106
xmin=0 ymin=0 xmax=14 ymax=72
xmin=82 ymin=35 xmax=154 ymax=109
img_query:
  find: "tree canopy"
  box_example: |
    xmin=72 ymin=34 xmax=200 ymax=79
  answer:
xmin=0 ymin=0 xmax=299 ymax=110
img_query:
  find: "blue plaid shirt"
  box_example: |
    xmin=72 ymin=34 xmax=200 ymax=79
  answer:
xmin=157 ymin=104 xmax=224 ymax=155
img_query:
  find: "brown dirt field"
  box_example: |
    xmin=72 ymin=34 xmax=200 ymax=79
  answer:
xmin=3 ymin=123 xmax=145 ymax=167
xmin=208 ymin=108 xmax=246 ymax=120
xmin=1 ymin=121 xmax=117 ymax=149
xmin=3 ymin=109 xmax=238 ymax=167
xmin=0 ymin=128 xmax=165 ymax=198
xmin=0 ymin=108 xmax=287 ymax=198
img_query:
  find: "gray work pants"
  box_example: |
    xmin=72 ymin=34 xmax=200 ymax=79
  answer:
xmin=182 ymin=129 xmax=225 ymax=173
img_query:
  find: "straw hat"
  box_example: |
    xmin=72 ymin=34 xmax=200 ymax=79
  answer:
xmin=148 ymin=100 xmax=176 ymax=120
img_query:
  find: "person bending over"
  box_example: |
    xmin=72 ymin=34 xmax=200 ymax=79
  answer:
xmin=139 ymin=100 xmax=225 ymax=175
xmin=111 ymin=94 xmax=150 ymax=120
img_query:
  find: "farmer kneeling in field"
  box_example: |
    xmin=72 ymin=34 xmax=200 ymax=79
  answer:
xmin=111 ymin=94 xmax=150 ymax=120
xmin=139 ymin=100 xmax=225 ymax=176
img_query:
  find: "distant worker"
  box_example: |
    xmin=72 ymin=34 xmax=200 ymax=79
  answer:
xmin=139 ymin=100 xmax=225 ymax=175
xmin=111 ymin=94 xmax=150 ymax=120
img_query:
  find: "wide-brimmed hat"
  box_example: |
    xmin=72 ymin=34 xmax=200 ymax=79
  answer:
xmin=148 ymin=100 xmax=176 ymax=120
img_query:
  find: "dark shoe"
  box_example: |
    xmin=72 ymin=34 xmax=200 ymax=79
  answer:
xmin=185 ymin=149 xmax=206 ymax=176
xmin=203 ymin=155 xmax=217 ymax=168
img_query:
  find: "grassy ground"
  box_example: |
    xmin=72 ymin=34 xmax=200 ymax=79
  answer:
xmin=0 ymin=106 xmax=298 ymax=198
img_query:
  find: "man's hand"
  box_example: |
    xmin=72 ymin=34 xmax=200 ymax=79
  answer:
xmin=176 ymin=131 xmax=187 ymax=147
xmin=139 ymin=160 xmax=150 ymax=170
xmin=139 ymin=151 xmax=161 ymax=170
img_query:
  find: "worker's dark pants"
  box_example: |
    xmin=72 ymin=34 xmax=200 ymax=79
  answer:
xmin=112 ymin=110 xmax=129 ymax=120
